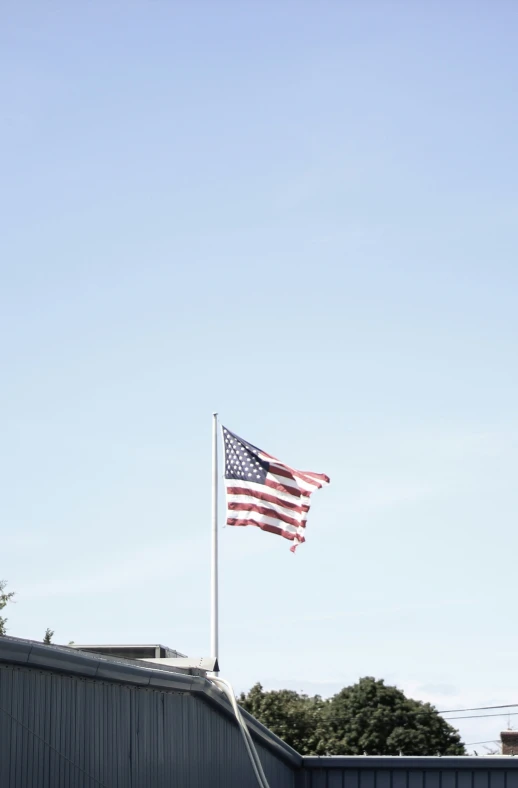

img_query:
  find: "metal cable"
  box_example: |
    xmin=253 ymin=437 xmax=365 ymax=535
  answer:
xmin=439 ymin=704 xmax=518 ymax=714
xmin=211 ymin=677 xmax=271 ymax=788
xmin=444 ymin=711 xmax=518 ymax=722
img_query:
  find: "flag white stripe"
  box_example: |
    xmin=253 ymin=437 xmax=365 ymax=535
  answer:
xmin=260 ymin=457 xmax=327 ymax=487
xmin=226 ymin=493 xmax=308 ymax=524
xmin=266 ymin=469 xmax=321 ymax=494
xmin=258 ymin=453 xmax=328 ymax=482
xmin=264 ymin=458 xmax=328 ymax=486
xmin=227 ymin=512 xmax=303 ymax=537
xmin=224 ymin=479 xmax=302 ymax=504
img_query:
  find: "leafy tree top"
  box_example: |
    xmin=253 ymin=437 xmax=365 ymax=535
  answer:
xmin=239 ymin=677 xmax=465 ymax=756
xmin=326 ymin=677 xmax=464 ymax=756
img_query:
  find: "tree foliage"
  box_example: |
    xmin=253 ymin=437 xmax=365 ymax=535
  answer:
xmin=43 ymin=628 xmax=54 ymax=645
xmin=238 ymin=683 xmax=327 ymax=755
xmin=0 ymin=580 xmax=15 ymax=636
xmin=239 ymin=677 xmax=465 ymax=756
xmin=325 ymin=677 xmax=465 ymax=756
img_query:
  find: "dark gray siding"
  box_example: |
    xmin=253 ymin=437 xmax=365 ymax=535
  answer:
xmin=4 ymin=639 xmax=518 ymax=788
xmin=0 ymin=662 xmax=295 ymax=788
xmin=298 ymin=758 xmax=518 ymax=788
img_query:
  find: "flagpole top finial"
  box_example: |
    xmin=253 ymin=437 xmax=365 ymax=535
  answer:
xmin=213 ymin=412 xmax=218 ymax=417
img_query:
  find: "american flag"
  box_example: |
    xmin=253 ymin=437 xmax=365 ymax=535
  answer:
xmin=222 ymin=426 xmax=330 ymax=552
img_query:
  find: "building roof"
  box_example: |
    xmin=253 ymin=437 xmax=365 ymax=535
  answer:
xmin=0 ymin=635 xmax=301 ymax=768
xmin=3 ymin=636 xmax=518 ymax=773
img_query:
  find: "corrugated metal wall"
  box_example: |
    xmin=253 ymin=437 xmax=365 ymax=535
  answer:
xmin=0 ymin=662 xmax=295 ymax=788
xmin=297 ymin=759 xmax=518 ymax=788
xmin=4 ymin=656 xmax=518 ymax=788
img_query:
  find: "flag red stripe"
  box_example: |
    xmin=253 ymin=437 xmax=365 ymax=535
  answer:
xmin=300 ymin=471 xmax=330 ymax=484
xmin=268 ymin=464 xmax=298 ymax=481
xmin=226 ymin=517 xmax=305 ymax=544
xmin=228 ymin=502 xmax=307 ymax=529
xmin=260 ymin=451 xmax=329 ymax=486
xmin=226 ymin=486 xmax=310 ymax=514
xmin=269 ymin=463 xmax=326 ymax=489
xmin=264 ymin=479 xmax=310 ymax=498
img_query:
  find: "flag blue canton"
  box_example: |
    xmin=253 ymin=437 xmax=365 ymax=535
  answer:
xmin=223 ymin=429 xmax=269 ymax=484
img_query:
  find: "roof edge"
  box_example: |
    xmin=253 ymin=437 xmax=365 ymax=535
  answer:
xmin=303 ymin=757 xmax=518 ymax=769
xmin=0 ymin=636 xmax=301 ymax=768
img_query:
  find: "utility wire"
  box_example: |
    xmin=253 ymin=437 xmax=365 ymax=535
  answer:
xmin=292 ymin=709 xmax=518 ymax=726
xmin=444 ymin=712 xmax=518 ymax=722
xmin=323 ymin=704 xmax=518 ymax=720
xmin=439 ymin=704 xmax=518 ymax=714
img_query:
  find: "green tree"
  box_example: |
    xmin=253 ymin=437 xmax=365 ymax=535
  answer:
xmin=326 ymin=677 xmax=465 ymax=756
xmin=239 ymin=678 xmax=465 ymax=756
xmin=43 ymin=628 xmax=54 ymax=645
xmin=238 ymin=683 xmax=327 ymax=755
xmin=0 ymin=580 xmax=15 ymax=636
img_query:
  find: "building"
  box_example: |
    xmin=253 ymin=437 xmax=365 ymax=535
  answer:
xmin=1 ymin=635 xmax=518 ymax=787
xmin=502 ymin=730 xmax=518 ymax=756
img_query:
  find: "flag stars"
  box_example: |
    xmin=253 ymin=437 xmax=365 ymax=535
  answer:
xmin=223 ymin=430 xmax=269 ymax=483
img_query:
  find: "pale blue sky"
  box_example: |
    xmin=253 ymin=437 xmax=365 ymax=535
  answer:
xmin=2 ymin=0 xmax=518 ymax=753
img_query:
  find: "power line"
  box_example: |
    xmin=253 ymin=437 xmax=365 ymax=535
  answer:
xmin=465 ymin=740 xmax=501 ymax=747
xmin=292 ymin=709 xmax=518 ymax=727
xmin=444 ymin=711 xmax=518 ymax=722
xmin=439 ymin=703 xmax=518 ymax=714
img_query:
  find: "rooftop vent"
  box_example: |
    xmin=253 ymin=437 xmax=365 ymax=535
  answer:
xmin=70 ymin=644 xmax=219 ymax=674
xmin=70 ymin=644 xmax=185 ymax=661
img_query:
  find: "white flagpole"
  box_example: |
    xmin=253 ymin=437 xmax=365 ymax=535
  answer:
xmin=211 ymin=412 xmax=219 ymax=672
